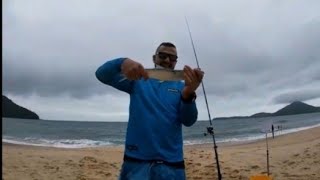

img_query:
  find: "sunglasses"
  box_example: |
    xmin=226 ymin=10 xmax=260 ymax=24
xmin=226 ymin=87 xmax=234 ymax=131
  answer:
xmin=156 ymin=52 xmax=178 ymax=62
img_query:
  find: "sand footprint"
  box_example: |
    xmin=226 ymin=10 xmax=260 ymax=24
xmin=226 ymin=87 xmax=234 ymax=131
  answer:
xmin=301 ymin=167 xmax=310 ymax=170
xmin=195 ymin=163 xmax=201 ymax=166
xmin=282 ymin=160 xmax=289 ymax=164
xmin=233 ymin=169 xmax=239 ymax=173
xmin=191 ymin=176 xmax=203 ymax=179
xmin=260 ymin=171 xmax=272 ymax=175
xmin=193 ymin=169 xmax=199 ymax=173
xmin=110 ymin=163 xmax=118 ymax=169
xmin=104 ymin=172 xmax=112 ymax=177
xmin=250 ymin=165 xmax=260 ymax=169
xmin=287 ymin=161 xmax=295 ymax=166
xmin=65 ymin=159 xmax=76 ymax=166
xmin=204 ymin=165 xmax=214 ymax=169
xmin=305 ymin=153 xmax=311 ymax=158
xmin=201 ymin=172 xmax=210 ymax=176
xmin=76 ymin=174 xmax=87 ymax=180
xmin=230 ymin=173 xmax=238 ymax=178
xmin=96 ymin=170 xmax=111 ymax=177
xmin=80 ymin=156 xmax=98 ymax=163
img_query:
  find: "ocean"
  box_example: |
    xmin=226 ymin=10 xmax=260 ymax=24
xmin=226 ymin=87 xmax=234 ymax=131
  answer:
xmin=3 ymin=113 xmax=320 ymax=148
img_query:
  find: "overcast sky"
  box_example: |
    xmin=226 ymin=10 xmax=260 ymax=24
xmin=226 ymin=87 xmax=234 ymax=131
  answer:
xmin=3 ymin=0 xmax=320 ymax=121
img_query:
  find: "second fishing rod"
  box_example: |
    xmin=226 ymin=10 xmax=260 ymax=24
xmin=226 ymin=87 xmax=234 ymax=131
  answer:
xmin=184 ymin=16 xmax=222 ymax=180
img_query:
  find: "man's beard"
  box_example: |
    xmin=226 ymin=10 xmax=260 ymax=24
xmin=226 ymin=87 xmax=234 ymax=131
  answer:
xmin=155 ymin=63 xmax=174 ymax=70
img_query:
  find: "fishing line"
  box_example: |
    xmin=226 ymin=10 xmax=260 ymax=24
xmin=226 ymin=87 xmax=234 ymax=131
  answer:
xmin=184 ymin=16 xmax=222 ymax=180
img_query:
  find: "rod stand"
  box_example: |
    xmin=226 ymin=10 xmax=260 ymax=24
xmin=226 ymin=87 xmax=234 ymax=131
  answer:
xmin=204 ymin=126 xmax=214 ymax=136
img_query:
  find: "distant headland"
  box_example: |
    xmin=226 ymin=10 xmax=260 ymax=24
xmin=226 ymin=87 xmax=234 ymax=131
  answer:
xmin=213 ymin=101 xmax=320 ymax=120
xmin=2 ymin=94 xmax=319 ymax=121
xmin=2 ymin=95 xmax=39 ymax=120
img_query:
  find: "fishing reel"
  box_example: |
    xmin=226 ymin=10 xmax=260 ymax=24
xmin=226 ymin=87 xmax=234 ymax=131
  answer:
xmin=203 ymin=126 xmax=214 ymax=136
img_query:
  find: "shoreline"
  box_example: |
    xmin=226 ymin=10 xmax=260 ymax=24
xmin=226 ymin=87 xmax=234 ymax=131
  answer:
xmin=3 ymin=126 xmax=320 ymax=179
xmin=3 ymin=124 xmax=319 ymax=150
xmin=3 ymin=123 xmax=320 ymax=150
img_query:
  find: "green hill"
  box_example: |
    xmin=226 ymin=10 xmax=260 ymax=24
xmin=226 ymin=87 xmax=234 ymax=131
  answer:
xmin=272 ymin=101 xmax=320 ymax=116
xmin=213 ymin=101 xmax=320 ymax=120
xmin=2 ymin=95 xmax=39 ymax=119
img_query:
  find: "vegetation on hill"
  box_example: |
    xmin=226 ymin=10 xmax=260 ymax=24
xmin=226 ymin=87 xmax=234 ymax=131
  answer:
xmin=214 ymin=101 xmax=320 ymax=120
xmin=2 ymin=95 xmax=39 ymax=119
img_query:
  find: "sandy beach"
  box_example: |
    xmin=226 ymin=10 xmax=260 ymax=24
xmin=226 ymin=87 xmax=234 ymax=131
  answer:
xmin=3 ymin=126 xmax=320 ymax=180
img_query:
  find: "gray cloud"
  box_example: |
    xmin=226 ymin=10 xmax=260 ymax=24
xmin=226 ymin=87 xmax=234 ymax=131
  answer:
xmin=3 ymin=0 xmax=320 ymax=120
xmin=273 ymin=89 xmax=320 ymax=104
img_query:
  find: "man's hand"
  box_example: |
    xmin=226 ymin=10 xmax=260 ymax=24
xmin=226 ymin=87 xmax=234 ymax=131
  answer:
xmin=121 ymin=58 xmax=149 ymax=80
xmin=182 ymin=65 xmax=204 ymax=99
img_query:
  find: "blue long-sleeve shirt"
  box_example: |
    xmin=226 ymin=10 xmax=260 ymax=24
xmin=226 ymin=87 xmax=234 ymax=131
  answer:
xmin=95 ymin=57 xmax=198 ymax=162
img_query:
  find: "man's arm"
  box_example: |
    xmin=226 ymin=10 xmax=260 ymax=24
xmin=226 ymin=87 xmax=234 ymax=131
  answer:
xmin=178 ymin=65 xmax=204 ymax=127
xmin=179 ymin=93 xmax=198 ymax=127
xmin=95 ymin=57 xmax=134 ymax=94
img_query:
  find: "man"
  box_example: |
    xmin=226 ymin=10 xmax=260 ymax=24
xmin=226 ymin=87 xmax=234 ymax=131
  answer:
xmin=95 ymin=42 xmax=204 ymax=180
xmin=271 ymin=124 xmax=274 ymax=139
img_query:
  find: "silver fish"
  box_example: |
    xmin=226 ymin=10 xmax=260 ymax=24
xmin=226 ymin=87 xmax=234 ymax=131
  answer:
xmin=145 ymin=68 xmax=184 ymax=81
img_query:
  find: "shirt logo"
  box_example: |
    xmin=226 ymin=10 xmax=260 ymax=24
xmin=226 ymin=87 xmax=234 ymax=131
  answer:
xmin=168 ymin=88 xmax=179 ymax=93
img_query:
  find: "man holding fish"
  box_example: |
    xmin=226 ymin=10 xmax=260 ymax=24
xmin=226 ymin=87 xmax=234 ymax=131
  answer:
xmin=96 ymin=42 xmax=204 ymax=180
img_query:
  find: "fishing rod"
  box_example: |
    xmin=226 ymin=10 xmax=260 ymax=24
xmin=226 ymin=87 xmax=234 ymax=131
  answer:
xmin=184 ymin=16 xmax=222 ymax=180
xmin=265 ymin=131 xmax=270 ymax=176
